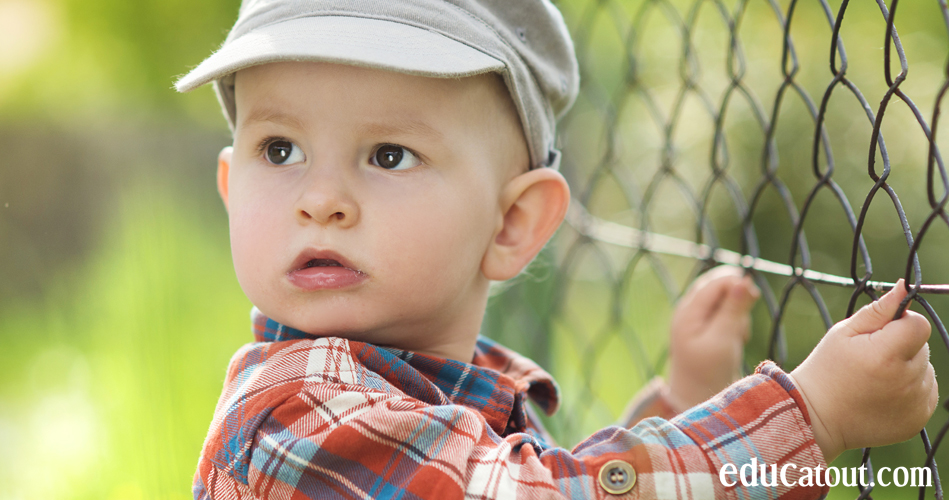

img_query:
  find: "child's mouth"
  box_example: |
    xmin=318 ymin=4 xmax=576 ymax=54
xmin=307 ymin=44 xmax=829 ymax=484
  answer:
xmin=306 ymin=259 xmax=343 ymax=268
xmin=288 ymin=250 xmax=367 ymax=291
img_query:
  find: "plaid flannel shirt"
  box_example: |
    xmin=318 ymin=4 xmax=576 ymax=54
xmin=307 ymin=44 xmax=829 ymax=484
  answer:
xmin=193 ymin=309 xmax=829 ymax=499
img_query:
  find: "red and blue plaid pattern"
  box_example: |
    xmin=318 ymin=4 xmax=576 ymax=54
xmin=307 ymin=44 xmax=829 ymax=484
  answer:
xmin=193 ymin=309 xmax=828 ymax=499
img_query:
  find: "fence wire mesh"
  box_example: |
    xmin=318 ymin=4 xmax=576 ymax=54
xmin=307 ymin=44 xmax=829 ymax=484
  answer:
xmin=483 ymin=0 xmax=949 ymax=497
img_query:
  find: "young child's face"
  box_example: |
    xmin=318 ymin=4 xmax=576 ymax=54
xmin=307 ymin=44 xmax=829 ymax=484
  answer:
xmin=220 ymin=62 xmax=529 ymax=359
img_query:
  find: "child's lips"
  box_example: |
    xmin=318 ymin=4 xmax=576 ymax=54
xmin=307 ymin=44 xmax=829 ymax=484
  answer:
xmin=287 ymin=266 xmax=367 ymax=290
xmin=287 ymin=250 xmax=367 ymax=291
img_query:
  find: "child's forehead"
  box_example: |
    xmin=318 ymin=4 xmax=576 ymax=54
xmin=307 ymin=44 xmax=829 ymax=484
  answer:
xmin=234 ymin=62 xmax=515 ymax=128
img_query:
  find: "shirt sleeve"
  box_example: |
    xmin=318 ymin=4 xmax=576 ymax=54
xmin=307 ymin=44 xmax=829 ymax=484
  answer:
xmin=199 ymin=357 xmax=828 ymax=499
xmin=617 ymin=376 xmax=681 ymax=427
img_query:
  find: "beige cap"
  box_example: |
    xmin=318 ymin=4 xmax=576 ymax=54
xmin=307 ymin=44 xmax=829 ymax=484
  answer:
xmin=175 ymin=0 xmax=579 ymax=169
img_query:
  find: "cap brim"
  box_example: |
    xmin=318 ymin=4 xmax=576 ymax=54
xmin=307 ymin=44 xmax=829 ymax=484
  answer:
xmin=176 ymin=16 xmax=506 ymax=92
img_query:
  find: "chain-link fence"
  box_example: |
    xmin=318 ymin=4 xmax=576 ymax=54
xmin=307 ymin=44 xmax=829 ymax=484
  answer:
xmin=484 ymin=0 xmax=949 ymax=497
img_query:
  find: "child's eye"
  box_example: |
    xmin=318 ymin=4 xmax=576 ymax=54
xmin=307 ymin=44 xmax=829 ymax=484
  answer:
xmin=370 ymin=145 xmax=421 ymax=171
xmin=265 ymin=139 xmax=305 ymax=165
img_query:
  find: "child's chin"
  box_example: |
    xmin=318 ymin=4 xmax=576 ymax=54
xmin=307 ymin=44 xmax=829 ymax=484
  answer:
xmin=273 ymin=309 xmax=376 ymax=339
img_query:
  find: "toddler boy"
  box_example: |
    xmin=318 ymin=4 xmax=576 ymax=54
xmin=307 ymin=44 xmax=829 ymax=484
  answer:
xmin=176 ymin=1 xmax=938 ymax=498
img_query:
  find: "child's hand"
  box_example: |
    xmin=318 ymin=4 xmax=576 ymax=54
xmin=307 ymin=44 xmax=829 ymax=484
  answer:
xmin=667 ymin=266 xmax=760 ymax=410
xmin=789 ymin=280 xmax=938 ymax=463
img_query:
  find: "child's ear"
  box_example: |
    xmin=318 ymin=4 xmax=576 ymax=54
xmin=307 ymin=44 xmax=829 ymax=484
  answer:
xmin=217 ymin=147 xmax=233 ymax=210
xmin=482 ymin=168 xmax=570 ymax=281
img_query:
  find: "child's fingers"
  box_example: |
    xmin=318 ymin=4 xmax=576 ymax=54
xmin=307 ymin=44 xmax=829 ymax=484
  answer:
xmin=905 ymin=349 xmax=938 ymax=429
xmin=927 ymin=363 xmax=940 ymax=416
xmin=875 ymin=309 xmax=932 ymax=361
xmin=727 ymin=277 xmax=759 ymax=342
xmin=918 ymin=359 xmax=938 ymax=423
xmin=681 ymin=266 xmax=745 ymax=318
xmin=839 ymin=279 xmax=909 ymax=336
xmin=695 ymin=265 xmax=745 ymax=282
xmin=720 ymin=275 xmax=760 ymax=316
xmin=695 ymin=276 xmax=759 ymax=344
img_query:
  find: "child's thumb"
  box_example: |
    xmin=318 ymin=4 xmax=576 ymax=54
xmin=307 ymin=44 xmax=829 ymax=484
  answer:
xmin=841 ymin=279 xmax=909 ymax=336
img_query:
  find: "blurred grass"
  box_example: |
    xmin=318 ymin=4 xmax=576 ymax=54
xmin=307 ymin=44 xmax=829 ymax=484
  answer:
xmin=0 ymin=181 xmax=250 ymax=499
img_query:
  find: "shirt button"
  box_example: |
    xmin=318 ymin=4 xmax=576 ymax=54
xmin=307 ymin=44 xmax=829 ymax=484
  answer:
xmin=598 ymin=459 xmax=636 ymax=495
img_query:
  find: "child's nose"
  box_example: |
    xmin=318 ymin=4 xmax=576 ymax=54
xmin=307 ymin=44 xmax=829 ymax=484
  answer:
xmin=294 ymin=167 xmax=360 ymax=228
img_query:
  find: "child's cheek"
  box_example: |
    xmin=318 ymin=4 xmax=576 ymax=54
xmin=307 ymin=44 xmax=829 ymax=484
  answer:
xmin=228 ymin=211 xmax=265 ymax=293
xmin=227 ymin=187 xmax=289 ymax=292
xmin=373 ymin=196 xmax=457 ymax=291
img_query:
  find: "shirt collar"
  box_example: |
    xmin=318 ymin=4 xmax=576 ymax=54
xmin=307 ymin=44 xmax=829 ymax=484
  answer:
xmin=250 ymin=307 xmax=560 ymax=433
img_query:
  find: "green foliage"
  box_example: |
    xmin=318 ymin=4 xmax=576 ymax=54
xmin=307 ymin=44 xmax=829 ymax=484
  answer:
xmin=0 ymin=0 xmax=237 ymax=124
xmin=0 ymin=181 xmax=250 ymax=499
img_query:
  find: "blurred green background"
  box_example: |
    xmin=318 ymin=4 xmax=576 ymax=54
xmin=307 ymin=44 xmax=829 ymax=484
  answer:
xmin=2 ymin=0 xmax=948 ymax=498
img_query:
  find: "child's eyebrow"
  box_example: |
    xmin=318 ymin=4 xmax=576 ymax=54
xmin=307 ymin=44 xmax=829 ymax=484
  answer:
xmin=357 ymin=120 xmax=444 ymax=143
xmin=242 ymin=108 xmax=444 ymax=143
xmin=241 ymin=108 xmax=307 ymax=131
